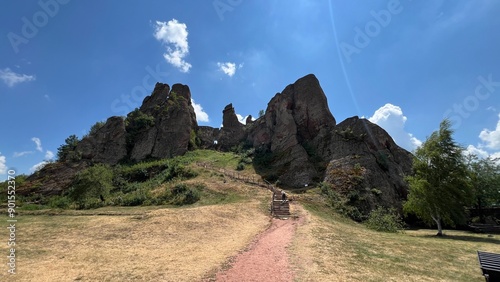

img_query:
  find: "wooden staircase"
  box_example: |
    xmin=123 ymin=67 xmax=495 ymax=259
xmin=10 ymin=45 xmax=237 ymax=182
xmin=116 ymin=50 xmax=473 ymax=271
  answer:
xmin=271 ymin=192 xmax=290 ymax=218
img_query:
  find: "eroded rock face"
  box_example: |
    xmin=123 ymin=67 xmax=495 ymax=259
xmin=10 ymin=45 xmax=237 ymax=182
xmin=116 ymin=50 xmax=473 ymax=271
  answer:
xmin=130 ymin=83 xmax=198 ymax=161
xmin=77 ymin=116 xmax=127 ymax=164
xmin=198 ymin=126 xmax=220 ymax=149
xmin=21 ymin=74 xmax=414 ymax=214
xmin=323 ymin=117 xmax=413 ymax=214
xmin=19 ymin=162 xmax=89 ymax=197
xmin=249 ymin=74 xmax=336 ymax=187
xmin=217 ymin=104 xmax=245 ymax=150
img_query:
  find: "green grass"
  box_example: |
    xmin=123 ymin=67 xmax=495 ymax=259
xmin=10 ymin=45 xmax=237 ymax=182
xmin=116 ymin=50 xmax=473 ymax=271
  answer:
xmin=179 ymin=149 xmax=243 ymax=169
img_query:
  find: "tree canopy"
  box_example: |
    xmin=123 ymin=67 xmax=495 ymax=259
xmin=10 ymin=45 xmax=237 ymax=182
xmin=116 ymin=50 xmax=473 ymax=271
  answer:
xmin=404 ymin=119 xmax=474 ymax=236
xmin=57 ymin=134 xmax=81 ymax=162
xmin=467 ymin=155 xmax=500 ymax=214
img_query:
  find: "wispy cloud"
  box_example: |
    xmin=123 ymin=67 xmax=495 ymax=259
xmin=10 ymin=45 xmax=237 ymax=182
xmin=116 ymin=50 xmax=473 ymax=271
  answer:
xmin=369 ymin=103 xmax=422 ymax=151
xmin=13 ymin=151 xmax=33 ymax=158
xmin=153 ymin=19 xmax=192 ymax=73
xmin=0 ymin=153 xmax=6 ymax=174
xmin=217 ymin=62 xmax=243 ymax=77
xmin=32 ymin=137 xmax=43 ymax=152
xmin=0 ymin=68 xmax=36 ymax=87
xmin=191 ymin=98 xmax=209 ymax=122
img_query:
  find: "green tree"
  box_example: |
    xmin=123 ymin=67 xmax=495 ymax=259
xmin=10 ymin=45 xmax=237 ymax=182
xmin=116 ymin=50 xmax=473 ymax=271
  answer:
xmin=125 ymin=108 xmax=155 ymax=150
xmin=68 ymin=164 xmax=113 ymax=208
xmin=404 ymin=119 xmax=474 ymax=236
xmin=87 ymin=121 xmax=106 ymax=137
xmin=57 ymin=134 xmax=81 ymax=162
xmin=258 ymin=109 xmax=265 ymax=117
xmin=468 ymin=156 xmax=500 ymax=221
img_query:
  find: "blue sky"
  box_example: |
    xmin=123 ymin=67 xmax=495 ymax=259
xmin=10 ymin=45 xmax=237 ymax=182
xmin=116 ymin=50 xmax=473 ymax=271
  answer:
xmin=1 ymin=0 xmax=500 ymax=176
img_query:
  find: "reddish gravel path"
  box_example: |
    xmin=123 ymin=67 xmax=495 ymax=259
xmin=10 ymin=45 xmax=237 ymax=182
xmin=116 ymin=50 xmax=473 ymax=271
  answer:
xmin=214 ymin=217 xmax=300 ymax=282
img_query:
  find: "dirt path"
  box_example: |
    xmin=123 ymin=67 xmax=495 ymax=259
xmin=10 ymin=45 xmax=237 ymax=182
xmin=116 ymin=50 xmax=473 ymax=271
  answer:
xmin=213 ymin=215 xmax=302 ymax=282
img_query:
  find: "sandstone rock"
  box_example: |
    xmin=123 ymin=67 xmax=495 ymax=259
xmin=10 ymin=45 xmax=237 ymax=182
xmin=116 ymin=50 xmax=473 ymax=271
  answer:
xmin=323 ymin=116 xmax=413 ymax=214
xmin=250 ymin=74 xmax=336 ymax=187
xmin=77 ymin=116 xmax=127 ymax=164
xmin=198 ymin=126 xmax=220 ymax=149
xmin=19 ymin=161 xmax=89 ymax=197
xmin=130 ymin=83 xmax=199 ymax=160
xmin=217 ymin=103 xmax=245 ymax=150
xmin=140 ymin=82 xmax=170 ymax=114
xmin=245 ymin=115 xmax=254 ymax=125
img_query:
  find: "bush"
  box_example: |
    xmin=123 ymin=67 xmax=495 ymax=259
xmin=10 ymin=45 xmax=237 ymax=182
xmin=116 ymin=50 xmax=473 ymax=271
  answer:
xmin=48 ymin=196 xmax=72 ymax=209
xmin=68 ymin=164 xmax=113 ymax=208
xmin=169 ymin=183 xmax=200 ymax=205
xmin=87 ymin=121 xmax=106 ymax=137
xmin=121 ymin=189 xmax=148 ymax=206
xmin=57 ymin=134 xmax=81 ymax=162
xmin=236 ymin=163 xmax=245 ymax=171
xmin=365 ymin=207 xmax=405 ymax=233
xmin=320 ymin=182 xmax=365 ymax=221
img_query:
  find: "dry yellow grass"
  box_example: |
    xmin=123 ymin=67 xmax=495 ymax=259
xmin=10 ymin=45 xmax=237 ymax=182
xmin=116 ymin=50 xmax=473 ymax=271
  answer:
xmin=290 ymin=202 xmax=500 ymax=282
xmin=0 ymin=199 xmax=270 ymax=282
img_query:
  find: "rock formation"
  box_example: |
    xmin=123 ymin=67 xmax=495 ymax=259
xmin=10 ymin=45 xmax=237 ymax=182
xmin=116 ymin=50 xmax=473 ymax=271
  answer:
xmin=324 ymin=117 xmax=413 ymax=214
xmin=77 ymin=116 xmax=127 ymax=164
xmin=248 ymin=74 xmax=337 ymax=186
xmin=129 ymin=83 xmax=198 ymax=161
xmin=20 ymin=74 xmax=414 ymax=214
xmin=217 ymin=104 xmax=245 ymax=150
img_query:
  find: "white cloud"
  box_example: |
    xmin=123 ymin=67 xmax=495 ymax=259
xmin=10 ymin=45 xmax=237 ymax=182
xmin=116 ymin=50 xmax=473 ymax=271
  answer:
xmin=45 ymin=150 xmax=55 ymax=160
xmin=13 ymin=151 xmax=33 ymax=158
xmin=464 ymin=145 xmax=500 ymax=165
xmin=0 ymin=153 xmax=6 ymax=175
xmin=32 ymin=137 xmax=43 ymax=152
xmin=30 ymin=161 xmax=48 ymax=173
xmin=464 ymin=145 xmax=489 ymax=159
xmin=479 ymin=114 xmax=500 ymax=150
xmin=0 ymin=68 xmax=36 ymax=87
xmin=369 ymin=103 xmax=422 ymax=151
xmin=191 ymin=99 xmax=209 ymax=122
xmin=153 ymin=19 xmax=192 ymax=73
xmin=491 ymin=152 xmax=500 ymax=164
xmin=236 ymin=114 xmax=255 ymax=125
xmin=217 ymin=62 xmax=243 ymax=77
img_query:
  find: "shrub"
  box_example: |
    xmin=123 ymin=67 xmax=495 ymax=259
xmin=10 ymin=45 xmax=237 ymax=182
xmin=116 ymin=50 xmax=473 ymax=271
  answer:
xmin=236 ymin=163 xmax=245 ymax=171
xmin=241 ymin=157 xmax=253 ymax=164
xmin=87 ymin=121 xmax=106 ymax=137
xmin=48 ymin=196 xmax=72 ymax=209
xmin=121 ymin=189 xmax=148 ymax=206
xmin=365 ymin=207 xmax=405 ymax=233
xmin=169 ymin=183 xmax=200 ymax=205
xmin=320 ymin=182 xmax=365 ymax=221
xmin=68 ymin=164 xmax=113 ymax=208
xmin=57 ymin=134 xmax=81 ymax=162
xmin=171 ymin=163 xmax=198 ymax=179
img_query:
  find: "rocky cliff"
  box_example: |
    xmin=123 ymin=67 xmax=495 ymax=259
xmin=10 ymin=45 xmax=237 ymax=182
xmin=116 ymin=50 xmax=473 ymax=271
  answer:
xmin=22 ymin=74 xmax=413 ymax=213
